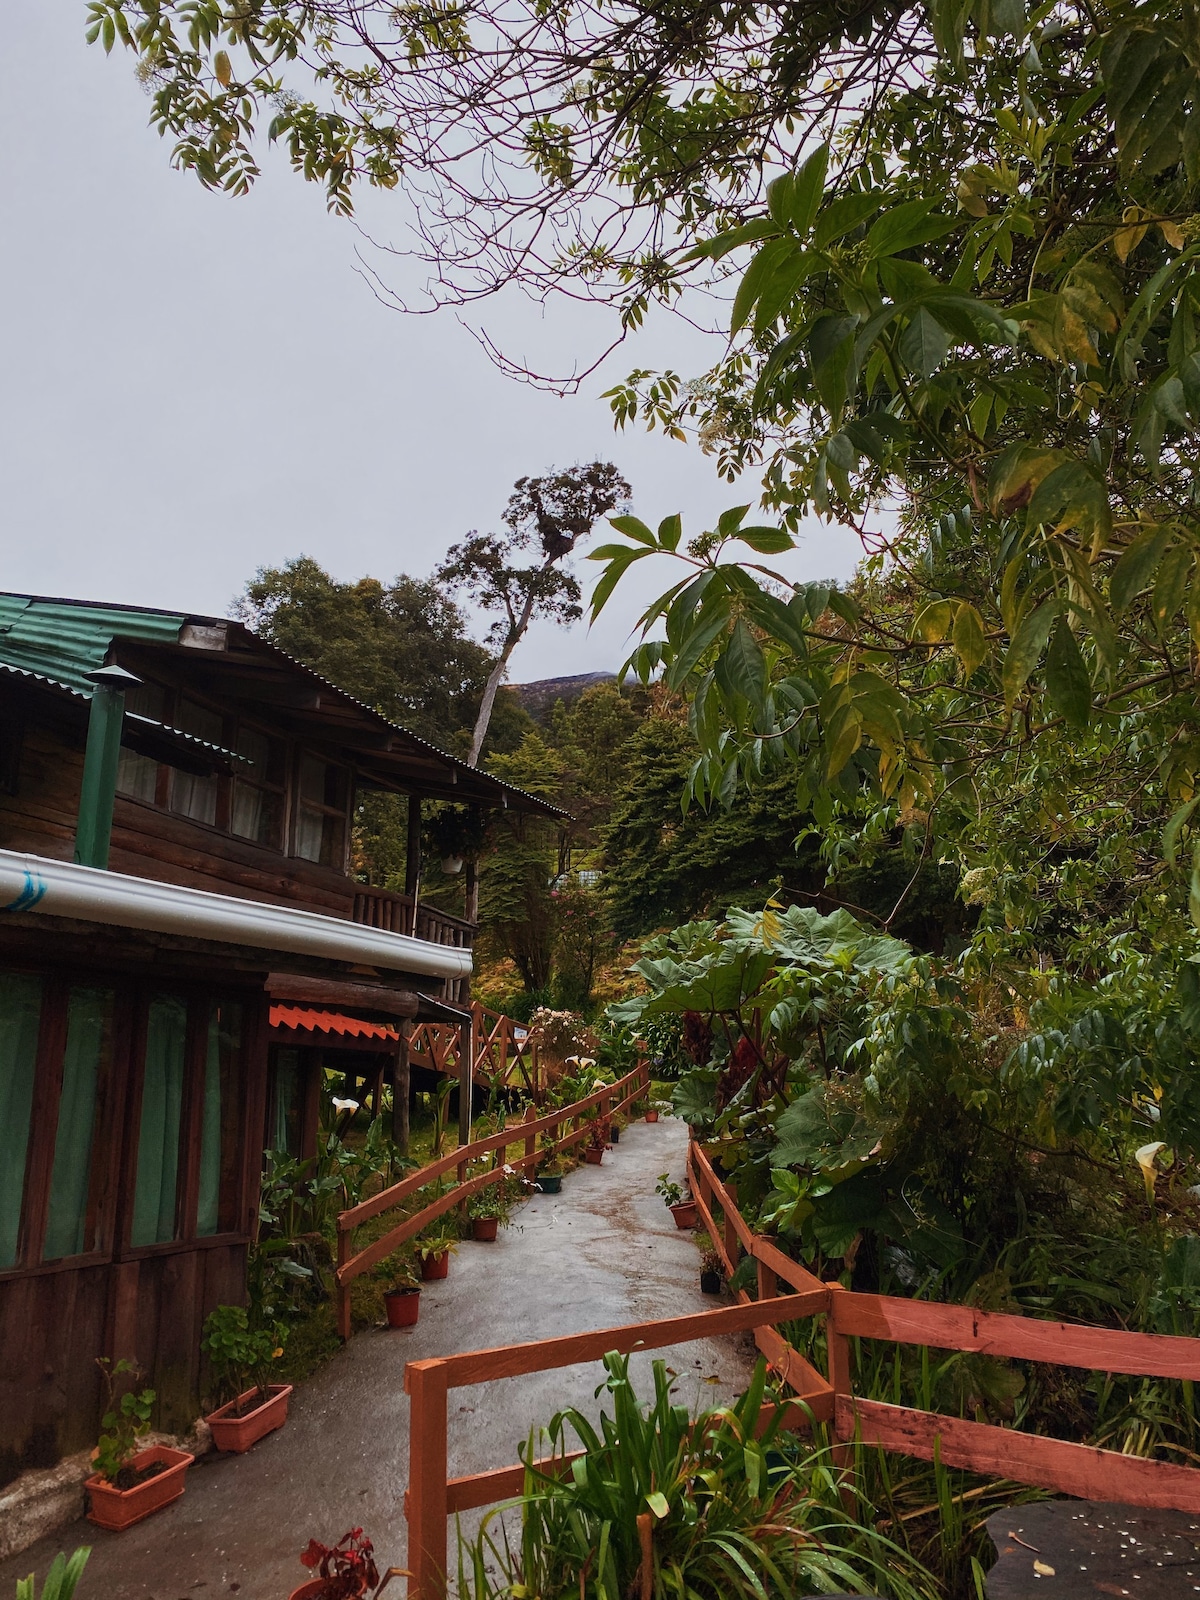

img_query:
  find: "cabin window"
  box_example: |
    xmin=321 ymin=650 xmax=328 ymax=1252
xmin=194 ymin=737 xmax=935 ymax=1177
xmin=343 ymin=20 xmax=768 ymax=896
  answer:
xmin=197 ymin=1000 xmax=244 ymax=1237
xmin=0 ymin=972 xmax=44 ymax=1269
xmin=294 ymin=754 xmax=348 ymax=868
xmin=116 ymin=681 xmax=169 ymax=804
xmin=230 ymin=725 xmax=286 ymax=850
xmin=167 ymin=698 xmax=224 ymax=826
xmin=270 ymin=1048 xmax=302 ymax=1156
xmin=43 ymin=987 xmax=114 ymax=1260
xmin=130 ymin=993 xmax=189 ymax=1246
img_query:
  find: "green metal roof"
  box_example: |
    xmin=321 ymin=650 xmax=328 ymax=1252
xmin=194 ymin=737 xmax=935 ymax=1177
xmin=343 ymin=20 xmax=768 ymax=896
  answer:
xmin=0 ymin=594 xmax=185 ymax=695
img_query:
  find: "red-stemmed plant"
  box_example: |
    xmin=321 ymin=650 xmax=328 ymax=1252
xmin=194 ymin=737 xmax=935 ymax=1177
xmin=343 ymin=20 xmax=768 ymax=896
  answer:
xmin=298 ymin=1529 xmax=405 ymax=1598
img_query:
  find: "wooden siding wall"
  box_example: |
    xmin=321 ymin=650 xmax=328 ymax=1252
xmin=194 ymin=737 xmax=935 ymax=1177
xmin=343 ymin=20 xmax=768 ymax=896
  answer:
xmin=0 ymin=709 xmax=355 ymax=917
xmin=0 ymin=973 xmax=271 ymax=1486
xmin=0 ymin=1245 xmax=246 ymax=1484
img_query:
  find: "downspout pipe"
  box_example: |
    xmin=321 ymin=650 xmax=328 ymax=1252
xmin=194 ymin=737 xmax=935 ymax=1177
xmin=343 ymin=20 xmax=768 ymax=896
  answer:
xmin=75 ymin=664 xmax=141 ymax=869
xmin=0 ymin=849 xmax=472 ymax=981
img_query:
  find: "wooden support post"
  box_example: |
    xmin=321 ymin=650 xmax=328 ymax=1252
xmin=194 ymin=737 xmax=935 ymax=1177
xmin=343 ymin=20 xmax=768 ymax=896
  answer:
xmin=393 ymin=1021 xmax=411 ymax=1157
xmin=406 ymin=1359 xmax=449 ymax=1600
xmin=757 ymin=1258 xmax=778 ymax=1303
xmin=336 ymin=1227 xmax=351 ymax=1342
xmin=405 ymin=796 xmax=422 ymax=930
xmin=458 ymin=1011 xmax=473 ymax=1150
xmin=523 ymin=1103 xmax=537 ymax=1172
xmin=723 ymin=1179 xmax=739 ymax=1269
xmin=827 ymin=1282 xmax=855 ymax=1498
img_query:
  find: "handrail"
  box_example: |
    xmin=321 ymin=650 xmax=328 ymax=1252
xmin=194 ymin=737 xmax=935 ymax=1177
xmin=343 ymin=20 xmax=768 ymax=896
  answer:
xmin=333 ymin=1060 xmax=649 ymax=1339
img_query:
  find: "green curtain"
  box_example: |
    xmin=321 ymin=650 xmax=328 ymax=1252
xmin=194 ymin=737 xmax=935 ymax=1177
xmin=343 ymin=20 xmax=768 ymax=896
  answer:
xmin=272 ymin=1049 xmax=300 ymax=1155
xmin=0 ymin=973 xmax=44 ymax=1268
xmin=44 ymin=987 xmax=113 ymax=1260
xmin=131 ymin=994 xmax=188 ymax=1247
xmin=197 ymin=1001 xmax=243 ymax=1237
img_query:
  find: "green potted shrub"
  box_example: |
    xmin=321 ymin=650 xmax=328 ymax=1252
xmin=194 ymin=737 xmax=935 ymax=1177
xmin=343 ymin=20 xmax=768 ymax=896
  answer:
xmin=468 ymin=1188 xmax=511 ymax=1241
xmin=383 ymin=1261 xmax=422 ymax=1329
xmin=537 ymin=1154 xmax=568 ymax=1195
xmin=656 ymin=1172 xmax=697 ymax=1229
xmin=84 ymin=1359 xmax=193 ymax=1532
xmin=201 ymin=1304 xmax=293 ymax=1453
xmin=700 ymin=1247 xmax=724 ymax=1295
xmin=415 ymin=1233 xmax=457 ymax=1281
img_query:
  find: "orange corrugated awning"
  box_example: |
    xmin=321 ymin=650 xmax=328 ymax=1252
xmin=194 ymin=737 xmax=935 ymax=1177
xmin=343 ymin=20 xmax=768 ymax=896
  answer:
xmin=269 ymin=1004 xmax=400 ymax=1041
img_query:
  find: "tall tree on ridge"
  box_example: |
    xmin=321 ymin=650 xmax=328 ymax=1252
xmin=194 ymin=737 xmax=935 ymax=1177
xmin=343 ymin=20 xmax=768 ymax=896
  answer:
xmin=438 ymin=462 xmax=631 ymax=769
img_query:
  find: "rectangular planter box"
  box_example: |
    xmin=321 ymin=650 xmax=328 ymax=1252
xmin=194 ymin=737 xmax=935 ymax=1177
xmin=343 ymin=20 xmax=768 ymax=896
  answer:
xmin=85 ymin=1445 xmax=193 ymax=1532
xmin=206 ymin=1384 xmax=293 ymax=1454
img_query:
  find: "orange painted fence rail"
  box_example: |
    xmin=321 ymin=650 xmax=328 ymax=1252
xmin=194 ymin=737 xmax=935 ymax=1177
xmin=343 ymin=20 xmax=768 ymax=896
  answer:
xmin=398 ymin=1130 xmax=1200 ymax=1599
xmin=333 ymin=1061 xmax=649 ymax=1339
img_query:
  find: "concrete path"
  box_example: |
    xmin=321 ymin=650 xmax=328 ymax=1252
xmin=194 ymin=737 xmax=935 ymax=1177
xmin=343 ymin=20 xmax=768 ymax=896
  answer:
xmin=1 ymin=1115 xmax=755 ymax=1599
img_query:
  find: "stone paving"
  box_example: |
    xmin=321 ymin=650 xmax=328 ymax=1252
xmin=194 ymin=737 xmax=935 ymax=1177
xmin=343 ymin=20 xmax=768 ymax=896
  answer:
xmin=0 ymin=1115 xmax=755 ymax=1599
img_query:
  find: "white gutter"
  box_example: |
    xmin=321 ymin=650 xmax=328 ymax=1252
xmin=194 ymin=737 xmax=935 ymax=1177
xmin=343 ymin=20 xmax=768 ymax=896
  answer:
xmin=0 ymin=850 xmax=472 ymax=981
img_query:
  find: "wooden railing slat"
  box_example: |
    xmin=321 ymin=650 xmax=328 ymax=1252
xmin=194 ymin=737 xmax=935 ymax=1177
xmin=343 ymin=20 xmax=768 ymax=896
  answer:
xmin=839 ymin=1396 xmax=1200 ymax=1512
xmin=835 ymin=1292 xmax=1200 ymax=1380
xmin=437 ymin=1290 xmax=830 ymax=1387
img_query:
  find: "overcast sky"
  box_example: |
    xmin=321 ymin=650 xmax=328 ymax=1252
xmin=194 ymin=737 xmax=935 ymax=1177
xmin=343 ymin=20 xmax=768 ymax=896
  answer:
xmin=1 ymin=9 xmax=862 ymax=683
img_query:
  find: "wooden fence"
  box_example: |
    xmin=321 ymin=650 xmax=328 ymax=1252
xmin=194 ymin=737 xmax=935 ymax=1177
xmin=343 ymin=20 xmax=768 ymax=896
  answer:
xmin=333 ymin=1060 xmax=648 ymax=1340
xmin=407 ymin=1002 xmax=543 ymax=1100
xmin=399 ymin=1130 xmax=1200 ymax=1599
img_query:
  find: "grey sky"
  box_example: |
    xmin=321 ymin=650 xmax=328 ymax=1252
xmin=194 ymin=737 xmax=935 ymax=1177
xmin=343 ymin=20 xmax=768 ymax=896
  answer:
xmin=1 ymin=8 xmax=861 ymax=682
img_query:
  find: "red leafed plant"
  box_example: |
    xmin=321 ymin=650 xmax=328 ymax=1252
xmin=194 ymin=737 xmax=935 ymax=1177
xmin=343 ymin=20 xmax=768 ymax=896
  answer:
xmin=298 ymin=1529 xmax=404 ymax=1598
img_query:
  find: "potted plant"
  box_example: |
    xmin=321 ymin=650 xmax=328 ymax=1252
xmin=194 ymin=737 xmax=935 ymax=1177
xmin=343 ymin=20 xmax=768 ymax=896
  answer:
xmin=290 ymin=1528 xmax=404 ymax=1599
xmin=584 ymin=1122 xmax=606 ymax=1165
xmin=656 ymin=1173 xmax=697 ymax=1229
xmin=538 ymin=1155 xmax=567 ymax=1195
xmin=383 ymin=1263 xmax=421 ymax=1328
xmin=644 ymin=1101 xmax=659 ymax=1124
xmin=201 ymin=1305 xmax=292 ymax=1454
xmin=700 ymin=1248 xmax=724 ymax=1295
xmin=609 ymin=1112 xmax=626 ymax=1145
xmin=467 ymin=1188 xmax=509 ymax=1241
xmin=415 ymin=1234 xmax=457 ymax=1281
xmin=84 ymin=1359 xmax=193 ymax=1532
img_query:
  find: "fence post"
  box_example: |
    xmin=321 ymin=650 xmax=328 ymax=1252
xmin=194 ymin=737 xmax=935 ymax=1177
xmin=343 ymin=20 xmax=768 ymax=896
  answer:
xmin=827 ymin=1282 xmax=854 ymax=1497
xmin=723 ymin=1179 xmax=739 ymax=1270
xmin=406 ymin=1359 xmax=449 ymax=1600
xmin=336 ymin=1227 xmax=351 ymax=1342
xmin=524 ymin=1103 xmax=537 ymax=1173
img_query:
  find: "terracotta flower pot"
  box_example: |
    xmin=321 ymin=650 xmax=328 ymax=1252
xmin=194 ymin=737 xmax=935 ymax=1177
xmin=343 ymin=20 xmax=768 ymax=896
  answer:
xmin=700 ymin=1269 xmax=722 ymax=1295
xmin=85 ymin=1445 xmax=194 ymax=1531
xmin=420 ymin=1251 xmax=450 ymax=1281
xmin=472 ymin=1216 xmax=499 ymax=1242
xmin=290 ymin=1581 xmax=364 ymax=1600
xmin=670 ymin=1201 xmax=698 ymax=1229
xmin=384 ymin=1286 xmax=421 ymax=1328
xmin=538 ymin=1174 xmax=562 ymax=1194
xmin=585 ymin=1146 xmax=604 ymax=1165
xmin=645 ymin=1109 xmax=659 ymax=1123
xmin=206 ymin=1384 xmax=293 ymax=1453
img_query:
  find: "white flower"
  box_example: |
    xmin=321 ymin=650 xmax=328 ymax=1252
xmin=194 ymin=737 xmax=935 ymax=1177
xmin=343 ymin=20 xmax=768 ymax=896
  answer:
xmin=332 ymin=1097 xmax=360 ymax=1114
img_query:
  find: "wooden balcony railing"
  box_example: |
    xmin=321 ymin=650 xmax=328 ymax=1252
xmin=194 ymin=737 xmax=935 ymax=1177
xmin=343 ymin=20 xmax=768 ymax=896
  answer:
xmin=352 ymin=886 xmax=474 ymax=950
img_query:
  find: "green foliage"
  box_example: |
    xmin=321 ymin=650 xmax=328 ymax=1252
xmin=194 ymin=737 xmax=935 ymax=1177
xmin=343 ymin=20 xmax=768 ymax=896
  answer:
xmin=15 ymin=1549 xmax=90 ymax=1600
xmin=654 ymin=1172 xmax=684 ymax=1207
xmin=201 ymin=1304 xmax=287 ymax=1407
xmin=92 ymin=1359 xmax=154 ymax=1485
xmin=457 ymin=1353 xmax=935 ymax=1600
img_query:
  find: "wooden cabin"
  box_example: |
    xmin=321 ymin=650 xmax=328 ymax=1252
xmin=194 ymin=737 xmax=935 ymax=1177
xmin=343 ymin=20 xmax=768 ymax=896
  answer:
xmin=0 ymin=592 xmax=556 ymax=1485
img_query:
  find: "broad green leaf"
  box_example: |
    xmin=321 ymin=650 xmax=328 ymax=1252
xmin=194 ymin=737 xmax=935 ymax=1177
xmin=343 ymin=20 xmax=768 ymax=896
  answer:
xmin=813 ymin=190 xmax=886 ymax=250
xmin=715 ymin=618 xmax=766 ymax=705
xmin=736 ymin=526 xmax=794 ymax=553
xmin=767 ymin=143 xmax=829 ymax=234
xmin=607 ymin=515 xmax=656 ymax=546
xmin=952 ymin=601 xmax=988 ymax=678
xmin=1152 ymin=542 xmax=1193 ymax=630
xmin=1165 ymin=795 xmax=1200 ymax=864
xmin=657 ymin=513 xmax=682 ymax=552
xmin=646 ymin=1490 xmax=671 ymax=1518
xmin=1002 ymin=597 xmax=1057 ymax=708
xmin=1110 ymin=526 xmax=1171 ymax=610
xmin=914 ymin=598 xmax=955 ymax=641
xmin=1044 ymin=618 xmax=1091 ymax=727
xmin=900 ymin=308 xmax=950 ymax=377
xmin=866 ymin=200 xmax=960 ymax=260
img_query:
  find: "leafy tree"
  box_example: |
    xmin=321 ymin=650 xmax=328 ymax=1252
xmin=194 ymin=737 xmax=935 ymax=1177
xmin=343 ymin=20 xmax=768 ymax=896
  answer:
xmin=237 ymin=556 xmax=532 ymax=753
xmin=437 ymin=464 xmax=631 ymax=766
